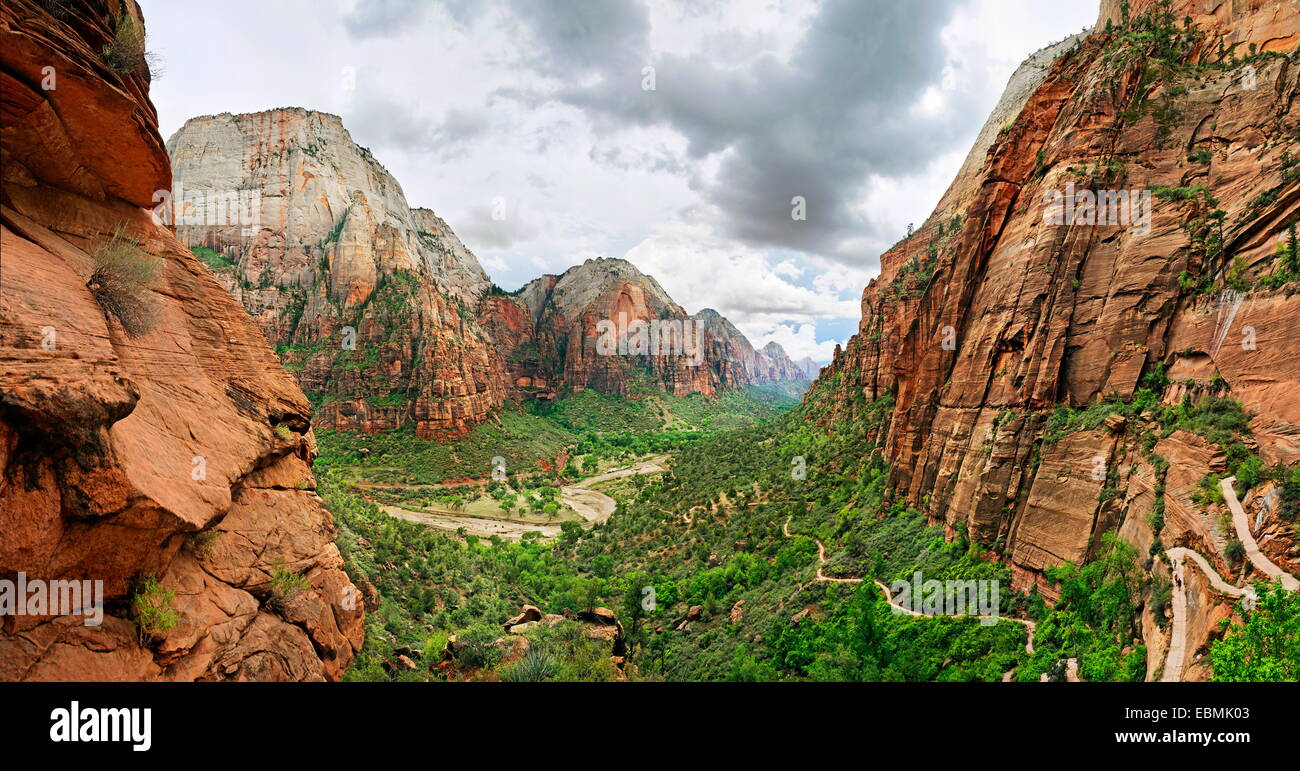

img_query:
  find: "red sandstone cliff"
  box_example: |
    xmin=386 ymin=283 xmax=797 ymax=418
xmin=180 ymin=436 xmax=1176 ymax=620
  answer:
xmin=508 ymin=257 xmax=807 ymax=398
xmin=693 ymin=308 xmax=811 ymax=385
xmin=0 ymin=0 xmax=362 ymax=680
xmin=818 ymin=0 xmax=1298 ymax=628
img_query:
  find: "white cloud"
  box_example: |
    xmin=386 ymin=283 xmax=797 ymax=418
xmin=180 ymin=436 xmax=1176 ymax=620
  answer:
xmin=142 ymin=0 xmax=1097 ymax=340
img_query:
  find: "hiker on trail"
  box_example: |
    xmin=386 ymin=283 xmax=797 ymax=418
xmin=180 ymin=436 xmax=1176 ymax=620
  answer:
xmin=1174 ymin=572 xmax=1182 ymax=589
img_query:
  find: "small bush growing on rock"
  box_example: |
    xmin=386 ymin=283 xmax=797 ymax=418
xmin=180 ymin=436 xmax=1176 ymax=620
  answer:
xmin=88 ymin=226 xmax=161 ymax=337
xmin=102 ymin=14 xmax=158 ymax=78
xmin=189 ymin=529 xmax=221 ymax=559
xmin=1224 ymin=539 xmax=1246 ymax=564
xmin=454 ymin=624 xmax=503 ymax=669
xmin=1192 ymin=474 xmax=1225 ymax=507
xmin=131 ymin=576 xmax=179 ymax=642
xmin=273 ymin=423 xmax=293 ymax=442
xmin=1278 ymin=466 xmax=1300 ymax=523
xmin=269 ymin=565 xmax=309 ymax=610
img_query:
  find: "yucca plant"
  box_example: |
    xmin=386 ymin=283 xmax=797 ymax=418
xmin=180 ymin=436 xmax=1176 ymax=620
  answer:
xmin=502 ymin=648 xmax=558 ymax=682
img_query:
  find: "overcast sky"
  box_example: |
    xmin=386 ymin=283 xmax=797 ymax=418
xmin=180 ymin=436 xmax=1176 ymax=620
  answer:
xmin=140 ymin=0 xmax=1095 ymax=362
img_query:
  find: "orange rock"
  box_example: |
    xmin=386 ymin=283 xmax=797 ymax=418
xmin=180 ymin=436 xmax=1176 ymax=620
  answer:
xmin=0 ymin=0 xmax=361 ymax=681
xmin=817 ymin=5 xmax=1300 ymax=591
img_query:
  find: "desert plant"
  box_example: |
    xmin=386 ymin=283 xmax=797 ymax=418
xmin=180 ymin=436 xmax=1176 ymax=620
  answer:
xmin=273 ymin=423 xmax=293 ymax=442
xmin=131 ymin=575 xmax=179 ymax=642
xmin=269 ymin=564 xmax=309 ymax=610
xmin=189 ymin=529 xmax=221 ymax=559
xmin=87 ymin=226 xmax=161 ymax=336
xmin=102 ymin=14 xmax=150 ymax=77
xmin=502 ymin=648 xmax=558 ymax=682
xmin=455 ymin=624 xmax=504 ymax=669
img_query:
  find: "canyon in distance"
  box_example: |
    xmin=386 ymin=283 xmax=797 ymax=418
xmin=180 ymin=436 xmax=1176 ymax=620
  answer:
xmin=0 ymin=0 xmax=1298 ymax=704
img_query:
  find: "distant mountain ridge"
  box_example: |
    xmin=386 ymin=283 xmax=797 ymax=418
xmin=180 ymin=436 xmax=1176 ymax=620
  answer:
xmin=167 ymin=109 xmax=810 ymax=437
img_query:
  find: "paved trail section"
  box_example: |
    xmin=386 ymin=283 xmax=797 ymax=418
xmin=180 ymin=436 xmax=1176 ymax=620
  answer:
xmin=1160 ymin=476 xmax=1296 ymax=682
xmin=1223 ymin=477 xmax=1299 ymax=591
xmin=383 ymin=458 xmax=666 ymax=540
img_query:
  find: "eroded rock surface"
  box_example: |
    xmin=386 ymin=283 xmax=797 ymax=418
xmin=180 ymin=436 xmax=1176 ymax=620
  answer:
xmin=167 ymin=108 xmax=508 ymax=439
xmin=818 ymin=0 xmax=1299 ymax=610
xmin=0 ymin=0 xmax=361 ymax=681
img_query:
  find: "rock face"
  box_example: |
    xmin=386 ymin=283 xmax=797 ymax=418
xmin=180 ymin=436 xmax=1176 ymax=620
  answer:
xmin=817 ymin=0 xmax=1299 ymax=603
xmin=693 ymin=308 xmax=811 ymax=385
xmin=167 ymin=108 xmax=507 ymax=439
xmin=169 ymin=112 xmax=807 ymax=433
xmin=497 ymin=257 xmax=809 ymax=398
xmin=514 ymin=258 xmax=722 ymax=396
xmin=0 ymin=0 xmax=361 ymax=680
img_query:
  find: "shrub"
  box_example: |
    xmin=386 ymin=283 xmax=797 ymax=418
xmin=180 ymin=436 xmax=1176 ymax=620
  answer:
xmin=131 ymin=576 xmax=179 ymax=642
xmin=88 ymin=226 xmax=161 ymax=336
xmin=455 ymin=624 xmax=504 ymax=669
xmin=1278 ymin=466 xmax=1300 ymax=523
xmin=1225 ymin=255 xmax=1251 ymax=292
xmin=1224 ymin=539 xmax=1246 ymax=564
xmin=269 ymin=565 xmax=309 ymax=609
xmin=1234 ymin=457 xmax=1264 ymax=494
xmin=1192 ymin=474 xmax=1225 ymax=507
xmin=502 ymin=648 xmax=558 ymax=682
xmin=189 ymin=529 xmax=221 ymax=559
xmin=102 ymin=14 xmax=156 ymax=78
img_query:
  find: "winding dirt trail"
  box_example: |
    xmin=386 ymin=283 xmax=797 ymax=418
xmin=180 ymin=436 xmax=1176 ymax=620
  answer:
xmin=381 ymin=457 xmax=666 ymax=540
xmin=781 ymin=516 xmax=1038 ymax=660
xmin=1160 ymin=476 xmax=1296 ymax=681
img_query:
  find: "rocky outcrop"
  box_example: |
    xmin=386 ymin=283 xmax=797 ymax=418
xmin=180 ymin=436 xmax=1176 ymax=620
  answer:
xmin=167 ymin=108 xmax=507 ymax=439
xmin=510 ymin=257 xmax=753 ymax=397
xmin=817 ymin=0 xmax=1299 ymax=599
xmin=693 ymin=308 xmax=811 ymax=385
xmin=756 ymin=341 xmax=809 ymax=383
xmin=0 ymin=0 xmax=361 ymax=680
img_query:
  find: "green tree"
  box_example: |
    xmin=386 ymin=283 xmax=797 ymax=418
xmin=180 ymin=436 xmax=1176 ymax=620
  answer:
xmin=1210 ymin=584 xmax=1300 ymax=681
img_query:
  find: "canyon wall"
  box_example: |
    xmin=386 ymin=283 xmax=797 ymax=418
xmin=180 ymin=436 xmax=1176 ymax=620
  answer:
xmin=167 ymin=108 xmax=508 ymax=439
xmin=819 ymin=0 xmax=1299 ymax=634
xmin=509 ymin=257 xmax=810 ymax=398
xmin=170 ymin=113 xmax=809 ymax=433
xmin=0 ymin=0 xmax=361 ymax=680
xmin=694 ymin=308 xmax=812 ymax=385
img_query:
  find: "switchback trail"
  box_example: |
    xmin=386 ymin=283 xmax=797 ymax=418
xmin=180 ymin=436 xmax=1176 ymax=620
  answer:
xmin=1160 ymin=476 xmax=1296 ymax=681
xmin=781 ymin=516 xmax=1038 ymax=659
